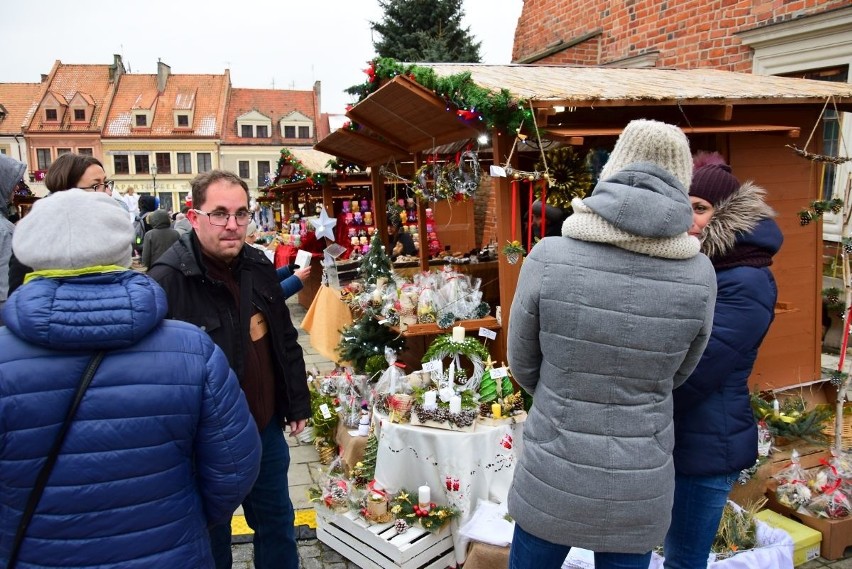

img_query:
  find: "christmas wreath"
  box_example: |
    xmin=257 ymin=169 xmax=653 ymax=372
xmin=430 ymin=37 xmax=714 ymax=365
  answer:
xmin=389 ymin=489 xmax=459 ymax=533
xmin=422 ymin=334 xmax=489 ymax=391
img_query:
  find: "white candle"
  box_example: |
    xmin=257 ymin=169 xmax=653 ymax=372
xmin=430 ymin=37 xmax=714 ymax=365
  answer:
xmin=423 ymin=390 xmax=437 ymax=409
xmin=447 ymin=361 xmax=456 ymax=385
xmin=772 ymin=399 xmax=780 ymax=415
xmin=452 ymin=326 xmax=465 ymax=343
xmin=418 ymin=485 xmax=431 ymax=507
xmin=449 ymin=395 xmax=462 ymax=414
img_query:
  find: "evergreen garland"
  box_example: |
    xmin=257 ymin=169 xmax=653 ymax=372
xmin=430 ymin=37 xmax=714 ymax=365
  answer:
xmin=345 ymin=57 xmax=531 ymax=134
xmin=389 ymin=489 xmax=459 ymax=532
xmin=361 ymin=431 xmax=379 ymax=481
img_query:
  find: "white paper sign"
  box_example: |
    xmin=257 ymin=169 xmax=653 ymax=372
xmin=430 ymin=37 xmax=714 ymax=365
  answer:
xmin=489 ymin=165 xmax=507 ymax=177
xmin=491 ymin=367 xmax=508 ymax=379
xmin=479 ymin=327 xmax=497 ymax=340
xmin=295 ymin=249 xmax=313 ymax=269
xmin=319 ymin=403 xmax=332 ymax=419
xmin=422 ymin=359 xmax=443 ymax=375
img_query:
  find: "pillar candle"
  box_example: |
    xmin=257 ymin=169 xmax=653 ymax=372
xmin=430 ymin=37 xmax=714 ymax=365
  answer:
xmin=418 ymin=485 xmax=431 ymax=508
xmin=449 ymin=395 xmax=462 ymax=414
xmin=452 ymin=326 xmax=465 ymax=343
xmin=423 ymin=390 xmax=437 ymax=409
xmin=491 ymin=403 xmax=502 ymax=419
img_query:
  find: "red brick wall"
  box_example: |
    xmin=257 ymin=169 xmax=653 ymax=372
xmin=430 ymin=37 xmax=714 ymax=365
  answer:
xmin=513 ymin=0 xmax=849 ymax=70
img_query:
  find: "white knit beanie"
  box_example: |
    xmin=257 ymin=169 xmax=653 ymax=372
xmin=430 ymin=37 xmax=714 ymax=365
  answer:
xmin=13 ymin=188 xmax=134 ymax=270
xmin=598 ymin=119 xmax=693 ymax=191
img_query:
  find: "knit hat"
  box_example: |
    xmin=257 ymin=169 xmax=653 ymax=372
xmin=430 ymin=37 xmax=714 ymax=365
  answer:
xmin=690 ymin=164 xmax=741 ymax=207
xmin=13 ymin=188 xmax=134 ymax=270
xmin=598 ymin=119 xmax=693 ymax=191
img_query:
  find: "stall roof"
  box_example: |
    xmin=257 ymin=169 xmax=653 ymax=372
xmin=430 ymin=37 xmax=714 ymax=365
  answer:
xmin=421 ymin=63 xmax=852 ymax=108
xmin=284 ymin=146 xmax=336 ymax=173
xmin=316 ymin=64 xmax=852 ymax=165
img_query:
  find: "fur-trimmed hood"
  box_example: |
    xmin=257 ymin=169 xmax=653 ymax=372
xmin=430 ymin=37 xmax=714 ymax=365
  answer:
xmin=701 ymin=180 xmax=778 ymax=259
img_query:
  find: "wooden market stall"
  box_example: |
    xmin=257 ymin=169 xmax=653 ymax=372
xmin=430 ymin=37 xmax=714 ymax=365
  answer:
xmin=316 ymin=64 xmax=852 ymax=391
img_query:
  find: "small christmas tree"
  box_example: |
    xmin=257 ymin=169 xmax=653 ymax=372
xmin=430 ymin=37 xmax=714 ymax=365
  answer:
xmin=358 ymin=233 xmax=393 ymax=286
xmin=360 ymin=429 xmax=379 ymax=481
xmin=337 ymin=312 xmax=406 ymax=372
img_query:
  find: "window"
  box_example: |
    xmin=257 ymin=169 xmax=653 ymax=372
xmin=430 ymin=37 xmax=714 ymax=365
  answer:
xmin=177 ymin=114 xmax=189 ymax=127
xmin=114 ymin=155 xmax=129 ymax=175
xmin=36 ymin=149 xmax=51 ymax=170
xmin=135 ymin=155 xmax=150 ymax=175
xmin=197 ymin=153 xmax=212 ymax=173
xmin=73 ymin=109 xmax=86 ymax=121
xmin=177 ymin=152 xmax=192 ymax=174
xmin=256 ymin=125 xmax=268 ymax=138
xmin=135 ymin=114 xmax=148 ymax=127
xmin=155 ymin=152 xmax=171 ymax=174
xmin=238 ymin=160 xmax=250 ymax=179
xmin=241 ymin=124 xmax=253 ymax=138
xmin=45 ymin=109 xmax=57 ymax=121
xmin=0 ymin=148 xmax=6 ymax=155
xmin=298 ymin=126 xmax=310 ymax=139
xmin=283 ymin=125 xmax=296 ymax=138
xmin=57 ymin=148 xmax=72 ymax=156
xmin=257 ymin=161 xmax=271 ymax=185
xmin=78 ymin=148 xmax=93 ymax=156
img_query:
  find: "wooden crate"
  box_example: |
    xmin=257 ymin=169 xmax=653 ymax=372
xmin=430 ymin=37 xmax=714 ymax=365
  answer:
xmin=316 ymin=508 xmax=455 ymax=569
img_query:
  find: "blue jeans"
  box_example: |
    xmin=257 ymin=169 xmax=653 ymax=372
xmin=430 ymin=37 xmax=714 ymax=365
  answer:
xmin=211 ymin=417 xmax=298 ymax=569
xmin=510 ymin=524 xmax=653 ymax=569
xmin=664 ymin=472 xmax=738 ymax=569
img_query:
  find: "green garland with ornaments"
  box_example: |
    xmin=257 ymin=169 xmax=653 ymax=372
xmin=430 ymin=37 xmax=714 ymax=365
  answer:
xmin=346 ymin=57 xmax=532 ymax=134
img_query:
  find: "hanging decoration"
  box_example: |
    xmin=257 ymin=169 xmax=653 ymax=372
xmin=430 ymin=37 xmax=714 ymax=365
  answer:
xmin=787 ymin=96 xmax=851 ymax=165
xmin=311 ymin=206 xmax=338 ymax=241
xmin=534 ymin=146 xmax=594 ymax=210
xmin=269 ymin=148 xmax=315 ymax=187
xmin=797 ymin=198 xmax=844 ymax=226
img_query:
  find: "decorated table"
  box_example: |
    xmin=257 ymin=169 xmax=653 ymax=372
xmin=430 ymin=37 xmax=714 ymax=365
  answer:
xmin=372 ymin=410 xmax=524 ymax=564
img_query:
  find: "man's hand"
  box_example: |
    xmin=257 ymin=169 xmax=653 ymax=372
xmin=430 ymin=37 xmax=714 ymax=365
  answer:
xmin=294 ymin=266 xmax=312 ymax=283
xmin=288 ymin=419 xmax=307 ymax=437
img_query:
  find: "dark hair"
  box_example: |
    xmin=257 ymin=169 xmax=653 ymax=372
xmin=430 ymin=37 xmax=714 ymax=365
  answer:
xmin=190 ymin=170 xmax=249 ymax=209
xmin=44 ymin=153 xmax=104 ymax=192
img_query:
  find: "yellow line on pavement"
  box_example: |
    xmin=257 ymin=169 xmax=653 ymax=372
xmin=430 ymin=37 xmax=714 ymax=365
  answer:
xmin=231 ymin=509 xmax=316 ymax=537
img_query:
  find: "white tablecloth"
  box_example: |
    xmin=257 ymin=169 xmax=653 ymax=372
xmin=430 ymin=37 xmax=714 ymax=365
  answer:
xmin=373 ymin=412 xmax=524 ymax=564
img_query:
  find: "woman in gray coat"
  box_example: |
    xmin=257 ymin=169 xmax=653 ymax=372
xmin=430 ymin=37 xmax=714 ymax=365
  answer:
xmin=507 ymin=120 xmax=717 ymax=569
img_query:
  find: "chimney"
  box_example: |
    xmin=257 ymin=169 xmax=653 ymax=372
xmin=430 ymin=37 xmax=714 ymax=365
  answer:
xmin=157 ymin=60 xmax=171 ymax=94
xmin=109 ymin=54 xmax=125 ymax=82
xmin=40 ymin=74 xmax=49 ymax=83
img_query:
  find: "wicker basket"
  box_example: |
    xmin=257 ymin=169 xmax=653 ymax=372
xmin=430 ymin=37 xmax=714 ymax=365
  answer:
xmin=823 ymin=420 xmax=852 ymax=450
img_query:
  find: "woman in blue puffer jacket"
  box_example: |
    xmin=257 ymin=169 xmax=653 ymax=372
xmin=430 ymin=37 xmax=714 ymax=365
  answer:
xmin=0 ymin=189 xmax=262 ymax=569
xmin=664 ymin=158 xmax=783 ymax=569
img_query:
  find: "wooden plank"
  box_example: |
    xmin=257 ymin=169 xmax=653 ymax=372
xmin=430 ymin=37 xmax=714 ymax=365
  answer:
xmin=547 ymin=124 xmax=801 ymax=138
xmin=393 ymin=316 xmax=501 ymax=337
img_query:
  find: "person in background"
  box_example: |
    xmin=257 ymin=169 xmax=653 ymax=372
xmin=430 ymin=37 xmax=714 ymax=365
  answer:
xmin=0 ymin=189 xmax=261 ymax=568
xmin=174 ymin=205 xmax=193 ymax=236
xmin=147 ymin=170 xmax=310 ymax=569
xmin=123 ymin=186 xmax=140 ymax=219
xmin=507 ymin=119 xmax=716 ymax=569
xmin=0 ymin=154 xmax=25 ymax=326
xmin=140 ymin=209 xmax=180 ymax=268
xmin=388 ymin=214 xmax=416 ymax=260
xmin=8 ymin=153 xmax=119 ymax=294
xmin=664 ymin=155 xmax=782 ymax=569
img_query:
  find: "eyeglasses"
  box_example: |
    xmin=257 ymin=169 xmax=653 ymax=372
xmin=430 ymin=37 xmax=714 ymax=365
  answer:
xmin=192 ymin=209 xmax=252 ymax=226
xmin=81 ymin=180 xmax=115 ymax=193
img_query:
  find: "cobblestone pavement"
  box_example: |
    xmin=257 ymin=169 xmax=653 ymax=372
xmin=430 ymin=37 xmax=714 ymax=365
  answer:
xmin=230 ymin=297 xmax=852 ymax=568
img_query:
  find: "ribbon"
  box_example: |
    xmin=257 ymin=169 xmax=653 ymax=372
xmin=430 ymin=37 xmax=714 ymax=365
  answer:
xmin=511 ymin=180 xmax=519 ymax=242
xmin=526 ymin=180 xmax=534 ymax=253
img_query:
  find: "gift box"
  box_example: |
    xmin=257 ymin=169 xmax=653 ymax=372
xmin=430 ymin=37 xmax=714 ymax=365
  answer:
xmin=755 ymin=509 xmax=821 ymax=566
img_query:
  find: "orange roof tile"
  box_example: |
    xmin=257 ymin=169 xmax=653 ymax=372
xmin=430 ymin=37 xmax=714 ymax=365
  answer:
xmin=104 ymin=73 xmax=228 ymax=138
xmin=27 ymin=64 xmax=117 ymax=132
xmin=221 ymin=88 xmax=318 ymax=145
xmin=0 ymin=83 xmax=43 ymax=135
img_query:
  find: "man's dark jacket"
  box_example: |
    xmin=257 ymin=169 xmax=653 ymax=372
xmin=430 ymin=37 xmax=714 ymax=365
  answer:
xmin=148 ymin=232 xmax=310 ymax=425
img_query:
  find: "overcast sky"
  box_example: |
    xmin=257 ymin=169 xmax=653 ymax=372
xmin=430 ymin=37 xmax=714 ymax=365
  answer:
xmin=1 ymin=0 xmax=523 ymax=115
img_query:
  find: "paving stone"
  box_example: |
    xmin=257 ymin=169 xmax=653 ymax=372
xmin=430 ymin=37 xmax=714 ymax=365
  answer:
xmin=322 ymin=549 xmax=346 ymax=563
xmin=288 ymin=463 xmax=313 ymax=485
xmin=232 ymin=544 xmax=253 ymax=562
xmin=801 ymin=560 xmax=827 ymax=568
xmin=290 ymin=443 xmax=320 ymax=464
xmin=297 ymin=526 xmax=318 ymax=540
xmin=300 ymin=556 xmax=323 ymax=569
xmin=290 ymin=484 xmax=314 ymax=509
xmin=299 ymin=543 xmax=322 ymax=558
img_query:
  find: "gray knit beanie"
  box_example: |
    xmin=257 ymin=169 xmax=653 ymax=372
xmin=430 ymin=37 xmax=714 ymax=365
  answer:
xmin=598 ymin=119 xmax=693 ymax=191
xmin=13 ymin=188 xmax=134 ymax=270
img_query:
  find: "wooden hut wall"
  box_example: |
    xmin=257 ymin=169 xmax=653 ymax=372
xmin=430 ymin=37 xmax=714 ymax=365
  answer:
xmin=726 ymin=107 xmax=823 ymax=390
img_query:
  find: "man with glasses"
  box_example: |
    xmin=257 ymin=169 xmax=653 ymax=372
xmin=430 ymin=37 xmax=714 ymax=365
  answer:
xmin=148 ymin=170 xmax=310 ymax=569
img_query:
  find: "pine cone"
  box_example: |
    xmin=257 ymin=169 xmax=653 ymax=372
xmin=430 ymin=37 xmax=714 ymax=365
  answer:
xmin=394 ymin=518 xmax=409 ymax=534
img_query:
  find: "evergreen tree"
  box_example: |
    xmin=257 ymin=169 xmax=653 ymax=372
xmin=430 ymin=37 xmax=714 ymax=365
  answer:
xmin=372 ymin=0 xmax=482 ymax=63
xmin=337 ymin=312 xmax=406 ymax=372
xmin=358 ymin=233 xmax=394 ymax=286
xmin=361 ymin=430 xmax=379 ymax=481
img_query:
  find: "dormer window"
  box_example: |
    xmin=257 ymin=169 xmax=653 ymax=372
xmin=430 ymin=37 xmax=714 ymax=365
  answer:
xmin=177 ymin=114 xmax=189 ymax=127
xmin=45 ymin=109 xmax=58 ymax=121
xmin=73 ymin=109 xmax=86 ymax=121
xmin=257 ymin=125 xmax=269 ymax=138
xmin=279 ymin=111 xmax=313 ymax=140
xmin=236 ymin=110 xmax=273 ymax=139
xmin=135 ymin=114 xmax=148 ymax=127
